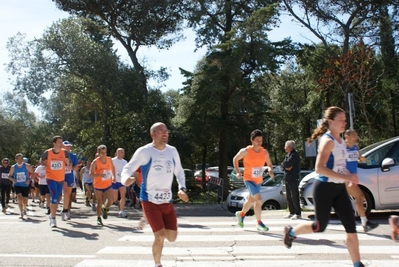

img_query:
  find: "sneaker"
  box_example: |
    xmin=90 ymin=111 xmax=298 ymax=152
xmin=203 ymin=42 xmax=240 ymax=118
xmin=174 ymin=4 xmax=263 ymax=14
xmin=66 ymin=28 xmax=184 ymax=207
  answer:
xmin=118 ymin=211 xmax=127 ymax=218
xmin=65 ymin=211 xmax=71 ymax=220
xmin=91 ymin=203 xmax=96 ymax=211
xmin=284 ymin=214 xmax=294 ymax=219
xmin=291 ymin=215 xmax=301 ymax=220
xmin=61 ymin=211 xmax=66 ymax=221
xmin=363 ymin=221 xmax=379 ymax=233
xmin=283 ymin=225 xmax=296 ymax=249
xmin=102 ymin=208 xmax=108 ymax=219
xmin=85 ymin=200 xmax=90 ymax=207
xmin=389 ymin=215 xmax=399 ymax=242
xmin=2 ymin=209 xmax=6 ymax=213
xmin=49 ymin=217 xmax=56 ymax=228
xmin=359 ymin=262 xmax=365 ymax=267
xmin=45 ymin=208 xmax=50 ymax=215
xmin=97 ymin=217 xmax=103 ymax=226
xmin=235 ymin=211 xmax=244 ymax=228
xmin=256 ymin=222 xmax=269 ymax=232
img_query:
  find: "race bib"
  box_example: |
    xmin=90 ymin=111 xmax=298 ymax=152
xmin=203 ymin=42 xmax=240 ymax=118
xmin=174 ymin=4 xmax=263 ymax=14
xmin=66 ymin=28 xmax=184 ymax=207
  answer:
xmin=252 ymin=167 xmax=264 ymax=178
xmin=50 ymin=160 xmax=63 ymax=171
xmin=16 ymin=172 xmax=26 ymax=183
xmin=102 ymin=170 xmax=113 ymax=181
xmin=1 ymin=173 xmax=8 ymax=179
xmin=335 ymin=163 xmax=347 ymax=175
xmin=347 ymin=151 xmax=358 ymax=162
xmin=148 ymin=189 xmax=172 ymax=204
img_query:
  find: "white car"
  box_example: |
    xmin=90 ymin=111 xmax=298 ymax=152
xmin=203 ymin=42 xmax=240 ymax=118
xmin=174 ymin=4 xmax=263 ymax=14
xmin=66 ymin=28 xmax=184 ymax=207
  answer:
xmin=299 ymin=136 xmax=399 ymax=216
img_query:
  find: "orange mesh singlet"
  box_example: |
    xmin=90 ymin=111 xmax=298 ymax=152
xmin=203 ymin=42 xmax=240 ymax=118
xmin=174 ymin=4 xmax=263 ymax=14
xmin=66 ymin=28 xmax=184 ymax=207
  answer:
xmin=45 ymin=149 xmax=67 ymax=182
xmin=243 ymin=145 xmax=267 ymax=185
xmin=93 ymin=157 xmax=113 ymax=189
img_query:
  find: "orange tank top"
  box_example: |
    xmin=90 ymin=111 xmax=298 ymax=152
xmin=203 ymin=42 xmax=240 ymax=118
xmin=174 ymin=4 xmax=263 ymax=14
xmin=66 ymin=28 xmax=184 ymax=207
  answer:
xmin=46 ymin=149 xmax=67 ymax=182
xmin=93 ymin=157 xmax=113 ymax=189
xmin=243 ymin=146 xmax=267 ymax=184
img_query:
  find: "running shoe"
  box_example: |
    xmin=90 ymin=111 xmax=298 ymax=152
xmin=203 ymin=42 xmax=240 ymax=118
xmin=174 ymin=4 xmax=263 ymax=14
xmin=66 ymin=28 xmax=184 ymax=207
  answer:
xmin=45 ymin=208 xmax=50 ymax=215
xmin=85 ymin=200 xmax=90 ymax=207
xmin=49 ymin=216 xmax=56 ymax=228
xmin=66 ymin=211 xmax=71 ymax=220
xmin=102 ymin=208 xmax=108 ymax=219
xmin=283 ymin=225 xmax=296 ymax=249
xmin=61 ymin=211 xmax=67 ymax=221
xmin=235 ymin=211 xmax=244 ymax=228
xmin=91 ymin=203 xmax=96 ymax=211
xmin=118 ymin=211 xmax=127 ymax=218
xmin=97 ymin=217 xmax=103 ymax=226
xmin=138 ymin=217 xmax=146 ymax=230
xmin=283 ymin=214 xmax=294 ymax=219
xmin=363 ymin=221 xmax=379 ymax=233
xmin=2 ymin=209 xmax=6 ymax=213
xmin=256 ymin=222 xmax=269 ymax=232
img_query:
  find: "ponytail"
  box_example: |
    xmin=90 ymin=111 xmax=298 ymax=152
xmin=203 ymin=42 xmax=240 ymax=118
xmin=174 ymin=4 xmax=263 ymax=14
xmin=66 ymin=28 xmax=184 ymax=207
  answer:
xmin=311 ymin=120 xmax=328 ymax=140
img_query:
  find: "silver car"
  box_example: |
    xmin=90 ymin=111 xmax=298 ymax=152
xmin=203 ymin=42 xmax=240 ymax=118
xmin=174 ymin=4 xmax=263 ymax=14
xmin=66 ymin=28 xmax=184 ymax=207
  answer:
xmin=227 ymin=170 xmax=311 ymax=215
xmin=299 ymin=136 xmax=399 ymax=216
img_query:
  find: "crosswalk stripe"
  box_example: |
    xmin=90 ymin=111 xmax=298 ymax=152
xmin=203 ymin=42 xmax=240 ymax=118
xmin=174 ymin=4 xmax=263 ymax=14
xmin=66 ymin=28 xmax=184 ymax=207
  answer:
xmin=97 ymin=245 xmax=399 ymax=255
xmin=75 ymin=259 xmax=399 ymax=267
xmin=119 ymin=233 xmax=389 ymax=242
xmin=132 ymin=225 xmax=370 ymax=232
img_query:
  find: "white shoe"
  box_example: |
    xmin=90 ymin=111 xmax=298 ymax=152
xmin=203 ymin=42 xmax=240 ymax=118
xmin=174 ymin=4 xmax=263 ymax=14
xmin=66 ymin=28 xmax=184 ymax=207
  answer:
xmin=284 ymin=214 xmax=294 ymax=219
xmin=118 ymin=211 xmax=127 ymax=218
xmin=66 ymin=211 xmax=71 ymax=220
xmin=49 ymin=217 xmax=57 ymax=228
xmin=291 ymin=215 xmax=301 ymax=220
xmin=61 ymin=212 xmax=67 ymax=221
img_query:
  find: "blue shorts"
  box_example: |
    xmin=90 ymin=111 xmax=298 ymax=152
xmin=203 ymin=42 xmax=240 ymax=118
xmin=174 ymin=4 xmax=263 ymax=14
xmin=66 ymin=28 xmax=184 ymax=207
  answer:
xmin=244 ymin=181 xmax=262 ymax=196
xmin=65 ymin=174 xmax=74 ymax=187
xmin=94 ymin=185 xmax=112 ymax=193
xmin=111 ymin=182 xmax=125 ymax=190
xmin=47 ymin=180 xmax=64 ymax=204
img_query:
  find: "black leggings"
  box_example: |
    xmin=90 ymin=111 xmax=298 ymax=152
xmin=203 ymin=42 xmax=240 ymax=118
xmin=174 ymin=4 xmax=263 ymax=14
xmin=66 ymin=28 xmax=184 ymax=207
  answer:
xmin=312 ymin=180 xmax=356 ymax=233
xmin=1 ymin=184 xmax=11 ymax=208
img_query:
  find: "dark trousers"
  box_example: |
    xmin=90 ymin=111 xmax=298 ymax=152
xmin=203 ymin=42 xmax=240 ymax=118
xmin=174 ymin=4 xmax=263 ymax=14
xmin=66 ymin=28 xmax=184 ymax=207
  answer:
xmin=285 ymin=180 xmax=301 ymax=215
xmin=1 ymin=184 xmax=11 ymax=208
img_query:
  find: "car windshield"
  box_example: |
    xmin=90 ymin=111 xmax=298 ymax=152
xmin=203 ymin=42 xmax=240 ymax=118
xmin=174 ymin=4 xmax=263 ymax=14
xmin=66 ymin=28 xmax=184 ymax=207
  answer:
xmin=262 ymin=173 xmax=283 ymax=186
xmin=360 ymin=137 xmax=398 ymax=155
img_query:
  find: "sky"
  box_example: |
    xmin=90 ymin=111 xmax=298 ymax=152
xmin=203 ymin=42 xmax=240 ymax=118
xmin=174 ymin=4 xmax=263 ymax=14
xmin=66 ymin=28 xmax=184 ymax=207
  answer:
xmin=0 ymin=0 xmax=315 ymax=113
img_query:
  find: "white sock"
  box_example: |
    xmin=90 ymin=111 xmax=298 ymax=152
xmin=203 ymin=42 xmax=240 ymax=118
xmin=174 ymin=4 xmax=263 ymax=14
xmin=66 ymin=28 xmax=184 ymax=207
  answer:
xmin=155 ymin=263 xmax=162 ymax=267
xmin=361 ymin=216 xmax=367 ymax=226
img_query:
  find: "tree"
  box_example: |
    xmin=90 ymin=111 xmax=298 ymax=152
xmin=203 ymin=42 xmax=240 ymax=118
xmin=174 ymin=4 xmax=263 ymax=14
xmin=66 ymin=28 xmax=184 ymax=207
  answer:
xmin=52 ymin=0 xmax=186 ymax=94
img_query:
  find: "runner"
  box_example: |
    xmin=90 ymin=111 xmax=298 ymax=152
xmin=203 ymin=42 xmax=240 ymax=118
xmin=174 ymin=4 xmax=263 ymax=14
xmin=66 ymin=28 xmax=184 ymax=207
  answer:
xmin=41 ymin=136 xmax=71 ymax=227
xmin=35 ymin=159 xmax=50 ymax=214
xmin=8 ymin=153 xmax=35 ymax=219
xmin=60 ymin=141 xmax=79 ymax=221
xmin=0 ymin=158 xmax=11 ymax=213
xmin=112 ymin=148 xmax=128 ymax=218
xmin=80 ymin=160 xmax=96 ymax=210
xmin=283 ymin=106 xmax=364 ymax=267
xmin=89 ymin=145 xmax=116 ymax=226
xmin=344 ymin=129 xmax=378 ymax=232
xmin=121 ymin=122 xmax=189 ymax=267
xmin=233 ymin=129 xmax=274 ymax=232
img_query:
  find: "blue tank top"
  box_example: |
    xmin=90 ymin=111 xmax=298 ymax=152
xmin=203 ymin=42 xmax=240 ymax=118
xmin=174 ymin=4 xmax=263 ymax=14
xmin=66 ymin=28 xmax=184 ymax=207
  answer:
xmin=346 ymin=145 xmax=359 ymax=174
xmin=317 ymin=133 xmax=348 ymax=184
xmin=13 ymin=163 xmax=29 ymax=187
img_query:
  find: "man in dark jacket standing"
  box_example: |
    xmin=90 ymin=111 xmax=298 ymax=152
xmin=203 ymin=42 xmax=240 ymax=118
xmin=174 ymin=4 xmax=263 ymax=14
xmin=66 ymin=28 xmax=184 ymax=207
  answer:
xmin=281 ymin=140 xmax=301 ymax=219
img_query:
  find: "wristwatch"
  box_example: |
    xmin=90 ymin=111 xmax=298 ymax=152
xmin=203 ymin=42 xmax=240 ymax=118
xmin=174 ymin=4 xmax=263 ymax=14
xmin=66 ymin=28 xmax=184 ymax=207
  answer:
xmin=180 ymin=187 xmax=187 ymax=192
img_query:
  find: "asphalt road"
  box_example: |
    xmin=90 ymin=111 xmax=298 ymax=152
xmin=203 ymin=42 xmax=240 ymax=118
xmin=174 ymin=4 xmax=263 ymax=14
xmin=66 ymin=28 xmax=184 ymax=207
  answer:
xmin=0 ymin=191 xmax=398 ymax=267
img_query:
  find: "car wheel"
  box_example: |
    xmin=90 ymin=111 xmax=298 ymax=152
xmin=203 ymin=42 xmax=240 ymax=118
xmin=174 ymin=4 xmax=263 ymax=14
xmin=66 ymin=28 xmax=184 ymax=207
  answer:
xmin=262 ymin=200 xmax=280 ymax=210
xmin=349 ymin=189 xmax=372 ymax=217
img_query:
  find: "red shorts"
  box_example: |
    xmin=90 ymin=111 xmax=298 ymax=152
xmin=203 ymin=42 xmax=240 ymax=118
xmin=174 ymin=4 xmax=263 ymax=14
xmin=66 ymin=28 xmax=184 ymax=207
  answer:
xmin=142 ymin=201 xmax=177 ymax=232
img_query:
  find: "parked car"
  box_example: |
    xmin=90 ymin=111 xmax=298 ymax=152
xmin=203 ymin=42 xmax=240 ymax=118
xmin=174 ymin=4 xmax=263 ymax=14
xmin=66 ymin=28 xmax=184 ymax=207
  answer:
xmin=299 ymin=136 xmax=399 ymax=216
xmin=194 ymin=166 xmax=233 ymax=187
xmin=226 ymin=170 xmax=312 ymax=215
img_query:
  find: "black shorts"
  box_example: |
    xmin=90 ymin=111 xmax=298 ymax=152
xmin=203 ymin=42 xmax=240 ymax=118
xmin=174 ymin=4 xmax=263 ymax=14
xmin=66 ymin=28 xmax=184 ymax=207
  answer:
xmin=14 ymin=186 xmax=29 ymax=198
xmin=39 ymin=184 xmax=50 ymax=196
